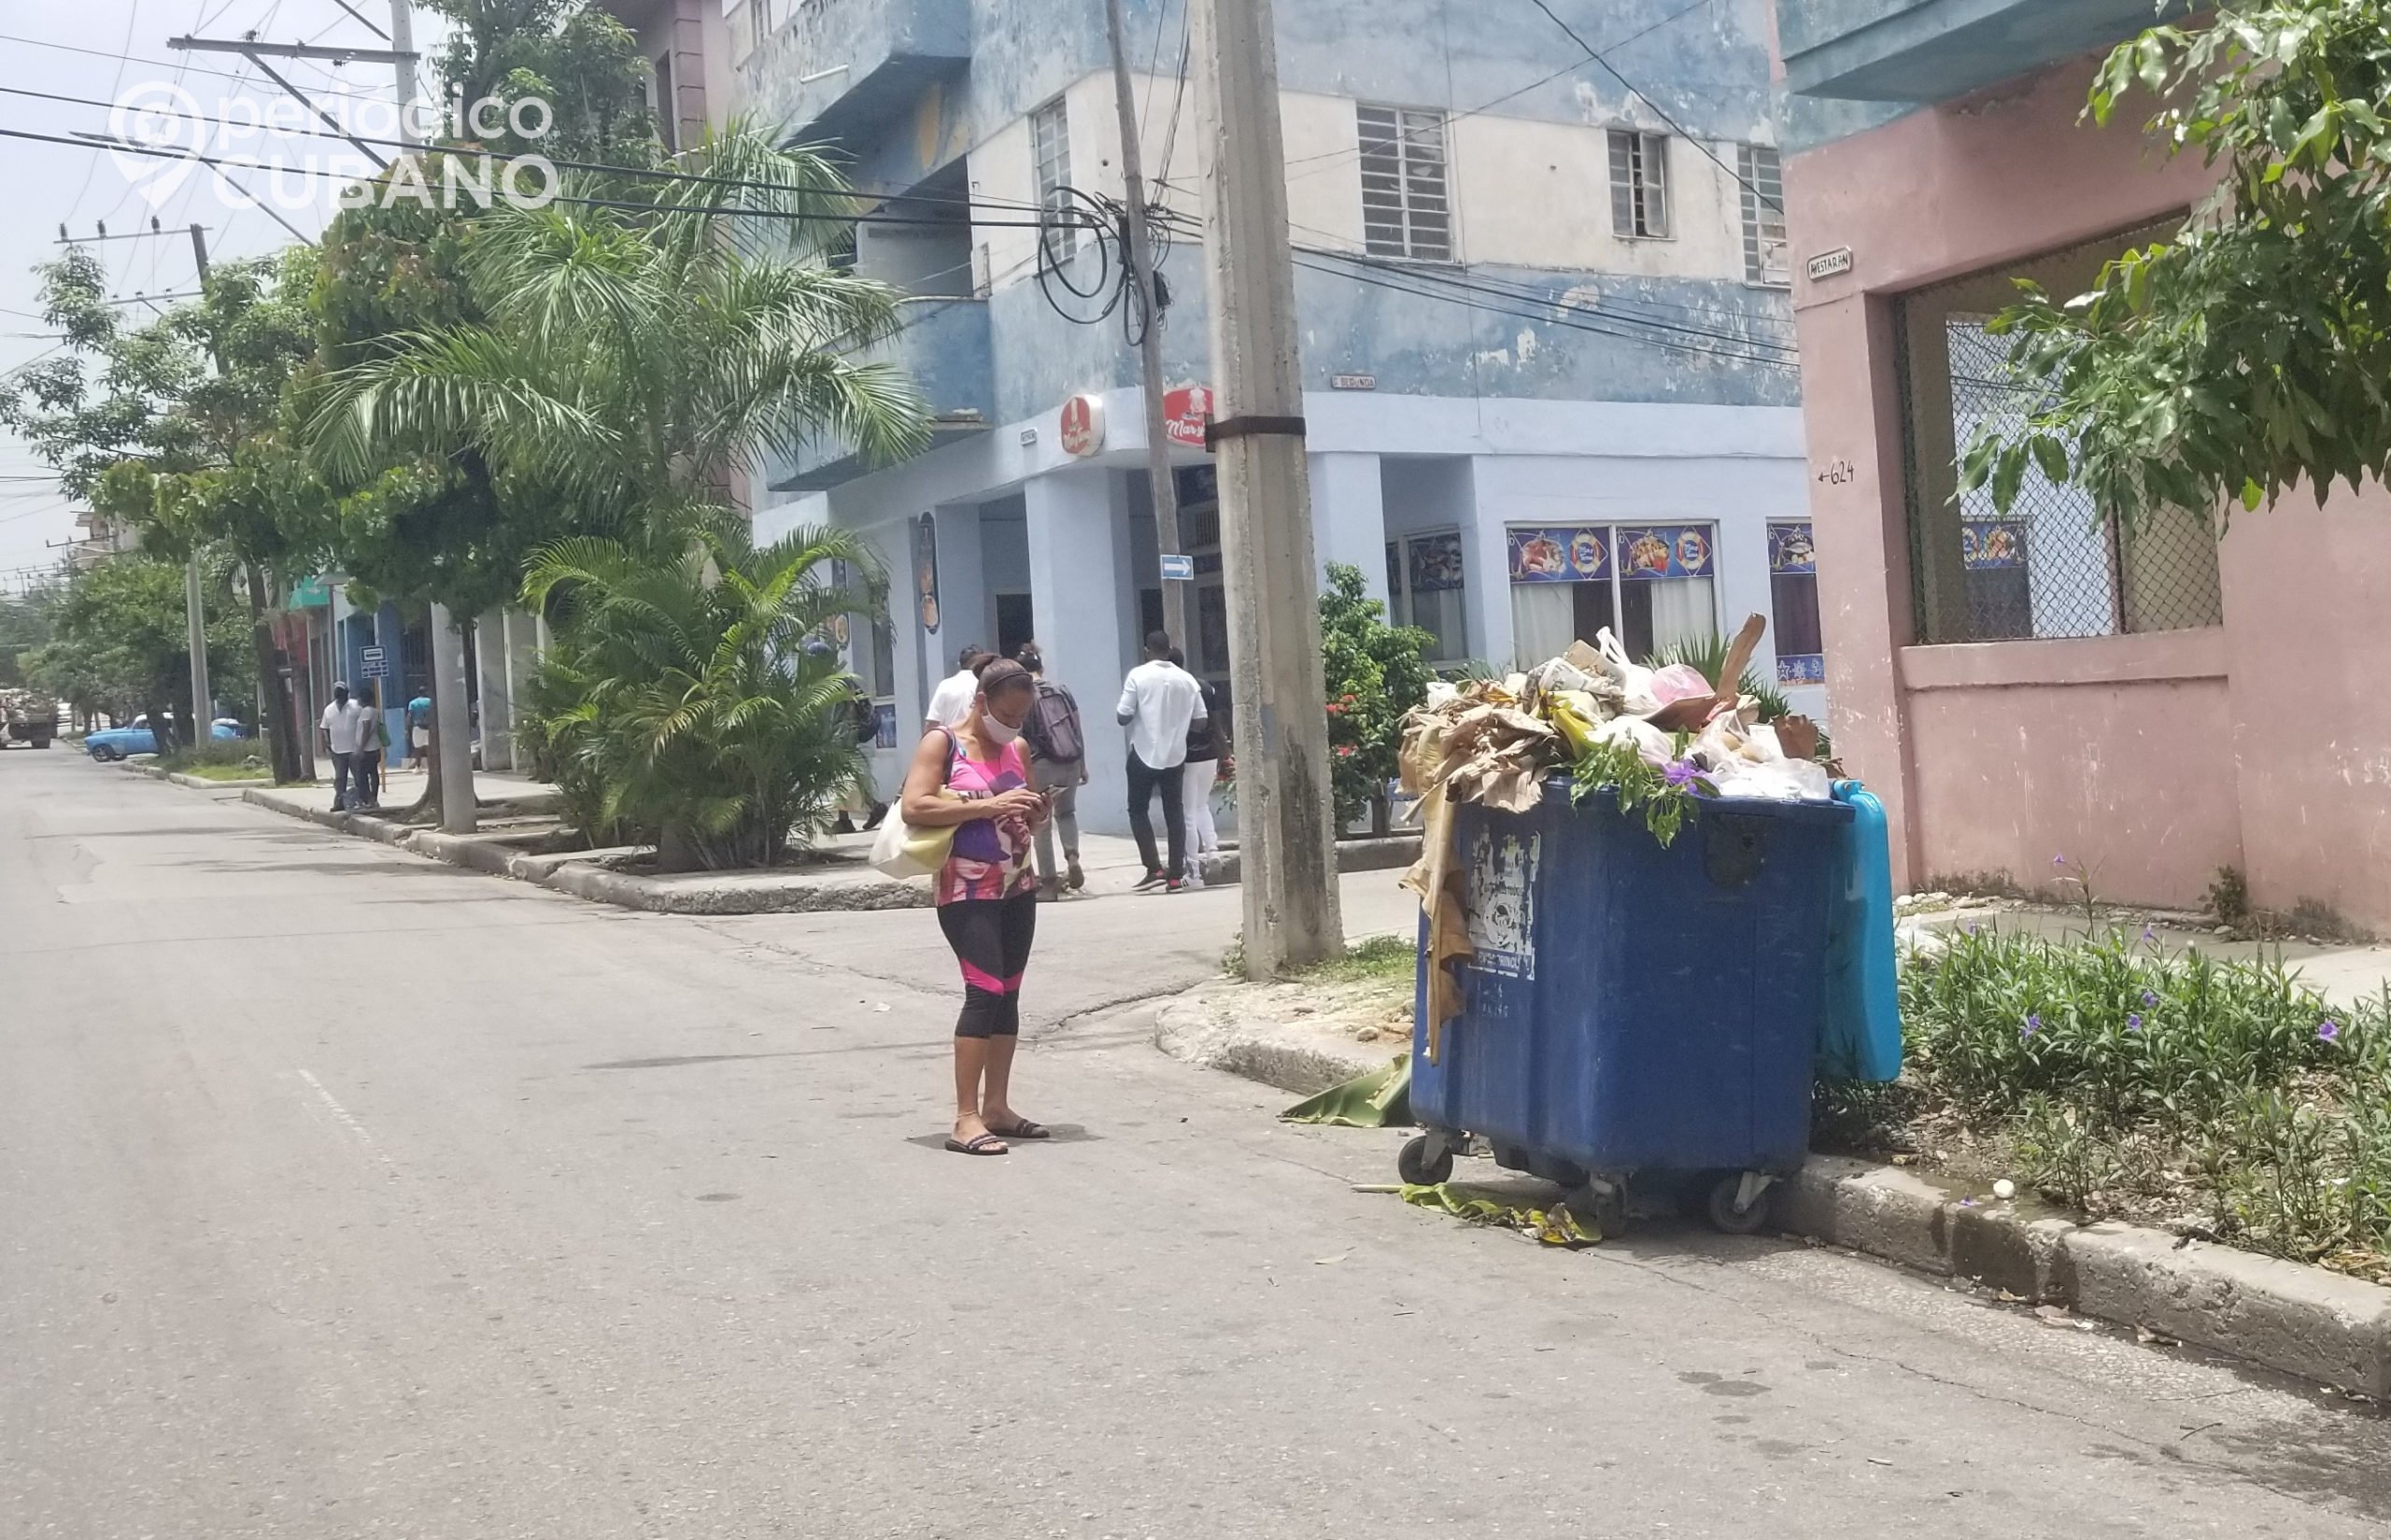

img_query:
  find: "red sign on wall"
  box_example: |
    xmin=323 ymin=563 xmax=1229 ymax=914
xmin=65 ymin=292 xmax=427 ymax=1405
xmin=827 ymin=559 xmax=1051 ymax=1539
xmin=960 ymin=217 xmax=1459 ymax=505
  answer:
xmin=1163 ymin=384 xmax=1213 ymax=449
xmin=1059 ymin=394 xmax=1104 ymax=457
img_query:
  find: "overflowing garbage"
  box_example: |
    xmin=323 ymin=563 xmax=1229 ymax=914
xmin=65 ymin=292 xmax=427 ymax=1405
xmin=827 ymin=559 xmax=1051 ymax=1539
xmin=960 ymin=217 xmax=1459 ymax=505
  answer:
xmin=1400 ymin=615 xmax=1836 ymax=1041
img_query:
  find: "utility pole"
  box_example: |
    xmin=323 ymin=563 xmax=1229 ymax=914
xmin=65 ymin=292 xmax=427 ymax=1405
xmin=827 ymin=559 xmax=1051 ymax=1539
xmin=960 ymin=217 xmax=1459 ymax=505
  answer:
xmin=66 ymin=219 xmax=213 ymax=752
xmin=186 ymin=221 xmax=303 ymax=784
xmin=1190 ymin=0 xmax=1341 ymax=973
xmin=387 ymin=0 xmax=474 ymax=832
xmin=1101 ymin=0 xmax=1187 ymax=652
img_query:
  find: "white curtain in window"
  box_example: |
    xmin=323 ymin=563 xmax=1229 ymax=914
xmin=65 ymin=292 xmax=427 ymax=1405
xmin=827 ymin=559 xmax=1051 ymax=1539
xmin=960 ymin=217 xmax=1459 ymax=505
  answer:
xmin=1647 ymin=577 xmax=1716 ymax=653
xmin=1509 ymin=584 xmax=1577 ymax=670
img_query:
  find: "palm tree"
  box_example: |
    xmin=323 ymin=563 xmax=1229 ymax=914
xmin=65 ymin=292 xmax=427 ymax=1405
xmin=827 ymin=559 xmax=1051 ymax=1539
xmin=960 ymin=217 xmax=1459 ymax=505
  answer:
xmin=309 ymin=121 xmax=930 ymax=533
xmin=522 ymin=521 xmax=880 ymax=871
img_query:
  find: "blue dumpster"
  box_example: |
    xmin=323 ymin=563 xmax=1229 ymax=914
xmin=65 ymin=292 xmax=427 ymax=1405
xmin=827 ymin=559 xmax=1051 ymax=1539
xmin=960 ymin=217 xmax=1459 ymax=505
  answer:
xmin=1406 ymin=779 xmax=1858 ymax=1231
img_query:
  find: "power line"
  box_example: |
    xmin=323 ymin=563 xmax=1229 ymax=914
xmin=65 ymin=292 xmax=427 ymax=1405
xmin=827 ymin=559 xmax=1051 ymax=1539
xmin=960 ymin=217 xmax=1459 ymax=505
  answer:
xmin=1520 ymin=0 xmax=1781 ymax=213
xmin=62 ymin=2 xmax=147 ymax=229
xmin=0 ymin=30 xmax=402 ymax=106
xmin=6 ymin=126 xmax=1067 ymax=232
xmin=0 ymin=82 xmax=1063 ymax=221
xmin=1290 ymin=253 xmax=1799 ymax=373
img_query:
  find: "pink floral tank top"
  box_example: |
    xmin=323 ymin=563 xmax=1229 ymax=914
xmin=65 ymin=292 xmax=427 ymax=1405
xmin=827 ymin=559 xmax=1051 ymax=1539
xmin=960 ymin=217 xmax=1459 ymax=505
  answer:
xmin=935 ymin=729 xmax=1038 ymax=905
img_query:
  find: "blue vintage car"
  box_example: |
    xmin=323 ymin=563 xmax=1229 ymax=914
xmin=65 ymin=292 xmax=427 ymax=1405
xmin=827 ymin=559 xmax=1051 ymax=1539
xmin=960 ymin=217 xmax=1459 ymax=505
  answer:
xmin=84 ymin=715 xmax=247 ymax=761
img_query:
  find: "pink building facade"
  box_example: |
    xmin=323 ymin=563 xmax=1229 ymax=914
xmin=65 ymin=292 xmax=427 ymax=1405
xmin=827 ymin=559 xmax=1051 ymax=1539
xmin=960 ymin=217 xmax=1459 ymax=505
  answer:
xmin=1775 ymin=12 xmax=2391 ymax=931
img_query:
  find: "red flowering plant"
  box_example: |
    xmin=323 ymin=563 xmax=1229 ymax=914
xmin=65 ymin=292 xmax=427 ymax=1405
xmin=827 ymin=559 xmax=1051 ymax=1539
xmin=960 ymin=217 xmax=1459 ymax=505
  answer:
xmin=1318 ymin=562 xmax=1433 ymax=828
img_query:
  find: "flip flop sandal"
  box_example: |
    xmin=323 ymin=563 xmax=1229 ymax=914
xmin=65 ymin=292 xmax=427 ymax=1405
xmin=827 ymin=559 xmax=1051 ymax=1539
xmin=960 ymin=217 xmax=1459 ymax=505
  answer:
xmin=945 ymin=1132 xmax=1010 ymax=1156
xmin=987 ymin=1119 xmax=1050 ymax=1140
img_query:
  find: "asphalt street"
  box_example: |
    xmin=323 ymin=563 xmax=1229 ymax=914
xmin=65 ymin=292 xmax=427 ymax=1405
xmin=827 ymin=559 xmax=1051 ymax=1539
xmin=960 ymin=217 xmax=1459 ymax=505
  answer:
xmin=5 ymin=746 xmax=2387 ymax=1538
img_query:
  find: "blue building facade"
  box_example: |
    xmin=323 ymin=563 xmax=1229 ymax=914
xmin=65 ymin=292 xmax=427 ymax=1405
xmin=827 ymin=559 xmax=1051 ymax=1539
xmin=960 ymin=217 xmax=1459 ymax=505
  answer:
xmin=695 ymin=0 xmax=1824 ymax=821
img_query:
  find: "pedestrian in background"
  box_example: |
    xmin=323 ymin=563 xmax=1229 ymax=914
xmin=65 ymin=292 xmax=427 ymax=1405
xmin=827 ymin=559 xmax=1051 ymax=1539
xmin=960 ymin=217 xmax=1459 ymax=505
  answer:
xmin=354 ymin=705 xmax=386 ymax=809
xmin=406 ymin=694 xmax=432 ymax=770
xmin=1115 ymin=630 xmax=1204 ymax=894
xmin=1169 ymin=648 xmax=1224 ymax=888
xmin=925 ymin=645 xmax=993 ymax=729
xmin=318 ymin=683 xmax=365 ymax=811
xmin=1015 ymin=643 xmax=1086 ymax=899
xmin=898 ymin=657 xmax=1052 ymax=1156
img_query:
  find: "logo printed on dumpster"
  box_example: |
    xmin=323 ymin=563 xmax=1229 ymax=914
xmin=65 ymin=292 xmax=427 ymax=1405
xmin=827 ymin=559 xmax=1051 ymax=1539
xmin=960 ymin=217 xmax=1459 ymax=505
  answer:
xmin=1464 ymin=829 xmax=1538 ymax=980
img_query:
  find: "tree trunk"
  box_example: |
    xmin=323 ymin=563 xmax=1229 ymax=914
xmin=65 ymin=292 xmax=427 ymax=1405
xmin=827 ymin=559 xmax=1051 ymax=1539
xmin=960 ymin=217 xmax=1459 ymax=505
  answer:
xmin=245 ymin=566 xmax=301 ymax=784
xmin=151 ymin=694 xmax=182 ymax=756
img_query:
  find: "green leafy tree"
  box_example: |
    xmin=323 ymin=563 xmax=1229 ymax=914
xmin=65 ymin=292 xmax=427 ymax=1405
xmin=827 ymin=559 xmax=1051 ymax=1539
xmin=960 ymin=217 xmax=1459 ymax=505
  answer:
xmin=0 ymin=246 xmax=331 ymax=771
xmin=1964 ymin=0 xmax=2391 ymax=518
xmin=1319 ymin=562 xmax=1434 ymax=829
xmin=520 ymin=522 xmax=880 ymax=869
xmin=27 ymin=557 xmax=251 ymax=738
xmin=425 ymin=0 xmax=658 ymax=163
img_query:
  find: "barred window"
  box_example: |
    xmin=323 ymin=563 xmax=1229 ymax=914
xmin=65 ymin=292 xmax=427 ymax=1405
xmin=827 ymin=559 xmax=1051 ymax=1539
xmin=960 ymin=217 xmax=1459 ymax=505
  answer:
xmin=1357 ymin=105 xmax=1451 ymax=261
xmin=1031 ymin=97 xmax=1072 ymax=219
xmin=1608 ymin=130 xmax=1669 ymax=239
xmin=1738 ymin=144 xmax=1788 ymax=286
xmin=1896 ymin=225 xmax=2222 ymax=644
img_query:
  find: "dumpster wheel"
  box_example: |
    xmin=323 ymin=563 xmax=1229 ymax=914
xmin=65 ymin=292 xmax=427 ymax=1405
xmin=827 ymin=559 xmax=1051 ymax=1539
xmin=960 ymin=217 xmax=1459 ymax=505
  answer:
xmin=1705 ymin=1172 xmax=1777 ymax=1235
xmin=1398 ymin=1134 xmax=1454 ymax=1187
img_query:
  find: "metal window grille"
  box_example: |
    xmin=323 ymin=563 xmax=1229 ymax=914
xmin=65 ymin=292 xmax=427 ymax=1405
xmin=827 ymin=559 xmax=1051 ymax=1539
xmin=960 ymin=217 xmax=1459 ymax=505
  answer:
xmin=1357 ymin=105 xmax=1452 ymax=261
xmin=1608 ymin=130 xmax=1669 ymax=239
xmin=1737 ymin=145 xmax=1788 ymax=285
xmin=1031 ymin=97 xmax=1072 ymax=220
xmin=1896 ymin=229 xmax=2222 ymax=643
xmin=750 ymin=0 xmax=769 ymax=50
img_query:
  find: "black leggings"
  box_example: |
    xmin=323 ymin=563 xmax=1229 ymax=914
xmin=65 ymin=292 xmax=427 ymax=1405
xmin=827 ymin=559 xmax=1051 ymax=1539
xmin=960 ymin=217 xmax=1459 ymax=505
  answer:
xmin=937 ymin=892 xmax=1039 ymax=1038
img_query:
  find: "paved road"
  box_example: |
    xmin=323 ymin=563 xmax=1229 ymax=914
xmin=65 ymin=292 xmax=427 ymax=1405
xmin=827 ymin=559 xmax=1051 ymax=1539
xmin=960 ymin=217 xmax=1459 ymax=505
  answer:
xmin=5 ymin=748 xmax=2386 ymax=1538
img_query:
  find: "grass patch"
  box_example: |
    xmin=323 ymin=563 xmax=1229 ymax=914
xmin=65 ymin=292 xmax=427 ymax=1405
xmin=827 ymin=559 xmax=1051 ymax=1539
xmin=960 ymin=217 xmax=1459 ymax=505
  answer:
xmin=1834 ymin=925 xmax=2391 ymax=1282
xmin=173 ymin=761 xmax=277 ymax=783
xmin=1222 ymin=931 xmax=1417 ymax=985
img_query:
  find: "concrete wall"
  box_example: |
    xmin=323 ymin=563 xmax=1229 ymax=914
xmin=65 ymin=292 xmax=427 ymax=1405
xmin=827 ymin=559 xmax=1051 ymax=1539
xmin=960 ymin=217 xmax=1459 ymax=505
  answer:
xmin=1783 ymin=50 xmax=2391 ymax=927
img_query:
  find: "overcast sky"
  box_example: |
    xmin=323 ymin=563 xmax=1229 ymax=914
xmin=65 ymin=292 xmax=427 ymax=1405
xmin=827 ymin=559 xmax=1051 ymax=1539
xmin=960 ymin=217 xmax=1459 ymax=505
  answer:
xmin=1 ymin=0 xmax=451 ymax=591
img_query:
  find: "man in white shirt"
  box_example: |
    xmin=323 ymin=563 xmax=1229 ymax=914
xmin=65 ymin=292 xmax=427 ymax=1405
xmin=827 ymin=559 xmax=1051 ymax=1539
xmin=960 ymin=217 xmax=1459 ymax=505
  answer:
xmin=318 ymin=682 xmax=366 ymax=811
xmin=1115 ymin=630 xmax=1206 ymax=892
xmin=924 ymin=645 xmax=993 ymax=730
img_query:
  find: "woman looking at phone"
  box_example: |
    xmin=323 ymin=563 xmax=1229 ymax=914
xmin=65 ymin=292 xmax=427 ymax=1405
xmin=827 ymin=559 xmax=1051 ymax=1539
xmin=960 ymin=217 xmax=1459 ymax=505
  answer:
xmin=898 ymin=657 xmax=1054 ymax=1155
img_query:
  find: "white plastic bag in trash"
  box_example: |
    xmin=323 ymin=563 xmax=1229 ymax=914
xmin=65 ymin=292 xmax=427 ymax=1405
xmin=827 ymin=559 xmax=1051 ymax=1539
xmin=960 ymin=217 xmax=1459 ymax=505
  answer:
xmin=1593 ymin=629 xmax=1662 ymax=715
xmin=1711 ymin=757 xmax=1833 ymax=801
xmin=1593 ymin=714 xmax=1675 ymax=768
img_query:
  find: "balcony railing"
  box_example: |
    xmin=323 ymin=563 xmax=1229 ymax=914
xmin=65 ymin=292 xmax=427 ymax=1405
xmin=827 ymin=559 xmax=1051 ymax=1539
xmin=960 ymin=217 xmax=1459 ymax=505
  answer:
xmin=773 ymin=297 xmax=992 ymax=491
xmin=743 ymin=0 xmax=970 ymax=144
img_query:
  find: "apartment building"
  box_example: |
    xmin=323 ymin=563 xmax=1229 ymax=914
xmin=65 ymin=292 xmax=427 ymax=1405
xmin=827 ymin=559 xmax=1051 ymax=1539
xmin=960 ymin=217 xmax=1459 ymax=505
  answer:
xmin=684 ymin=0 xmax=1819 ymax=824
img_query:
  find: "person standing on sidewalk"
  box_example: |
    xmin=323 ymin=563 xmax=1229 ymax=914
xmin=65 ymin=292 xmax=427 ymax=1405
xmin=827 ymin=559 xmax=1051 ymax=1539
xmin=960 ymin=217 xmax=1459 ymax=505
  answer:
xmin=925 ymin=645 xmax=993 ymax=730
xmin=898 ymin=657 xmax=1052 ymax=1156
xmin=1115 ymin=631 xmax=1205 ymax=894
xmin=1169 ymin=648 xmax=1224 ymax=888
xmin=318 ymin=683 xmax=366 ymax=811
xmin=354 ymin=704 xmax=386 ymax=809
xmin=1014 ymin=643 xmax=1087 ymax=900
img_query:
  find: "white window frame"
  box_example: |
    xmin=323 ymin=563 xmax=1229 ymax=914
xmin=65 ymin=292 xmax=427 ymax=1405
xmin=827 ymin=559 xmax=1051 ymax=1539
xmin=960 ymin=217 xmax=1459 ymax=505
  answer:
xmin=1356 ymin=104 xmax=1453 ymax=262
xmin=1738 ymin=144 xmax=1790 ymax=287
xmin=1030 ymin=95 xmax=1080 ymax=257
xmin=1608 ymin=130 xmax=1670 ymax=240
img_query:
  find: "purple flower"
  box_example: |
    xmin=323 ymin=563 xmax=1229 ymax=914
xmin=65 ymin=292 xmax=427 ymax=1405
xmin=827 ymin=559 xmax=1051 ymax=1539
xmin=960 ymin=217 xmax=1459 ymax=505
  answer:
xmin=2319 ymin=1019 xmax=2341 ymax=1044
xmin=2141 ymin=925 xmax=2156 ymax=944
xmin=2127 ymin=1013 xmax=2143 ymax=1032
xmin=1963 ymin=922 xmax=1979 ymax=937
xmin=2053 ymin=853 xmax=2066 ymax=868
xmin=2021 ymin=1012 xmax=2042 ymax=1039
xmin=1663 ymin=759 xmax=1698 ymax=787
xmin=2142 ymin=990 xmax=2158 ymax=1008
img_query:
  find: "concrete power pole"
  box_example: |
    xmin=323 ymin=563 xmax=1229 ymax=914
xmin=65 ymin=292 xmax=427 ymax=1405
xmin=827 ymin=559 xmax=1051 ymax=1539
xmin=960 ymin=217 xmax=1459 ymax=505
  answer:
xmin=1189 ymin=0 xmax=1341 ymax=974
xmin=1101 ymin=0 xmax=1188 ymax=651
xmin=182 ymin=554 xmax=212 ymax=750
xmin=389 ymin=0 xmax=475 ymax=832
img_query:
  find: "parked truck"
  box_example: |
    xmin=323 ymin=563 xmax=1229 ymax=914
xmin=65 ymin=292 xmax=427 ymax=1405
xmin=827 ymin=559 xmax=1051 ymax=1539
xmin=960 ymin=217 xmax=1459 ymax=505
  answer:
xmin=3 ymin=689 xmax=59 ymax=749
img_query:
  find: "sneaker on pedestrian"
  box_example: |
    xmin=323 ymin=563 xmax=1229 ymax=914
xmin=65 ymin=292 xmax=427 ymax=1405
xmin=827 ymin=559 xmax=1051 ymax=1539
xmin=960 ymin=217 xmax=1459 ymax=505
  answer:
xmin=1064 ymin=859 xmax=1085 ymax=892
xmin=1164 ymin=877 xmax=1185 ymax=895
xmin=1037 ymin=879 xmax=1064 ymax=904
xmin=1133 ymin=869 xmax=1167 ymax=892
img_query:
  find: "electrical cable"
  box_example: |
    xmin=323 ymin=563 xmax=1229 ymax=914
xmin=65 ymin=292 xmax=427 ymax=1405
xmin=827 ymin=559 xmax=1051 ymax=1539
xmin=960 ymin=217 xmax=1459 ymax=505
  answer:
xmin=1520 ymin=0 xmax=1782 ymax=213
xmin=0 ymin=81 xmax=1066 ymax=221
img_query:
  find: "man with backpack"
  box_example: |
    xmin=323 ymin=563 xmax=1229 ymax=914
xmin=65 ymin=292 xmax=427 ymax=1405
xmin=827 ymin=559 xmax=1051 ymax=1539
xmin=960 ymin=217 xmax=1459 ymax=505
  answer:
xmin=1014 ymin=643 xmax=1086 ymax=899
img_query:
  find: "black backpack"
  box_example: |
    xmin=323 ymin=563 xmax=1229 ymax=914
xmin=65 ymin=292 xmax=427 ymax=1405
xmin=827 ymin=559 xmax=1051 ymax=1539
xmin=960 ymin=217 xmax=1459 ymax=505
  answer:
xmin=1025 ymin=680 xmax=1084 ymax=764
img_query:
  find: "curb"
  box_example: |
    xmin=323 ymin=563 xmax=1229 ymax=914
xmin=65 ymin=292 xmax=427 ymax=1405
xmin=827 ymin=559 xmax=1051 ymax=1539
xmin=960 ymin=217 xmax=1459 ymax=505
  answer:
xmin=1779 ymin=1155 xmax=2391 ymax=1397
xmin=1196 ymin=832 xmax=1420 ymax=886
xmin=236 ymin=785 xmax=931 ymax=914
xmin=122 ymin=761 xmax=272 ymax=791
xmin=1151 ymin=980 xmax=2391 ymax=1398
xmin=1153 ymin=991 xmax=1392 ymax=1095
